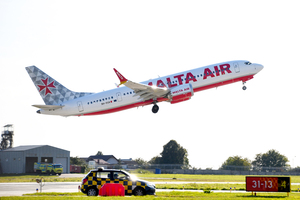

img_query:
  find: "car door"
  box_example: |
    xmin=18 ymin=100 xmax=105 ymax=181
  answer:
xmin=112 ymin=171 xmax=133 ymax=195
xmin=96 ymin=171 xmax=113 ymax=189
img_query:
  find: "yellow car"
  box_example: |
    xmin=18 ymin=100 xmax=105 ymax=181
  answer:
xmin=80 ymin=168 xmax=155 ymax=196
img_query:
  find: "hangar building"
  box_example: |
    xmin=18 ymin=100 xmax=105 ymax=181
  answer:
xmin=0 ymin=145 xmax=70 ymax=174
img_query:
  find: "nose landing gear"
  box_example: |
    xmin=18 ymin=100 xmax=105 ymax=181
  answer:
xmin=242 ymin=82 xmax=247 ymax=90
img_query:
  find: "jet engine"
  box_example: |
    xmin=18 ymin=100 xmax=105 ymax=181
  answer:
xmin=168 ymin=84 xmax=194 ymax=104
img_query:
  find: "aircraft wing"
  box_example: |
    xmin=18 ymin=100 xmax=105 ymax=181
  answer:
xmin=113 ymin=68 xmax=169 ymax=101
xmin=32 ymin=105 xmax=64 ymax=109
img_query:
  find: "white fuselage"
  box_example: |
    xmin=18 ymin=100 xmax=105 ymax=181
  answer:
xmin=38 ymin=60 xmax=263 ymax=116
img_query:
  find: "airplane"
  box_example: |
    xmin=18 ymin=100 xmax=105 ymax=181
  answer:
xmin=25 ymin=60 xmax=263 ymax=116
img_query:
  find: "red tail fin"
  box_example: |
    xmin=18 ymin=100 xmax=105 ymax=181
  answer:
xmin=113 ymin=68 xmax=128 ymax=86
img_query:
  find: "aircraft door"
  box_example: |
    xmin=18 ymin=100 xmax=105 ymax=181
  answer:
xmin=233 ymin=63 xmax=240 ymax=73
xmin=77 ymin=101 xmax=84 ymax=112
xmin=116 ymin=92 xmax=122 ymax=102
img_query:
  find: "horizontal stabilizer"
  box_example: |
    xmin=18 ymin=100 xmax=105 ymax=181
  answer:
xmin=32 ymin=104 xmax=64 ymax=109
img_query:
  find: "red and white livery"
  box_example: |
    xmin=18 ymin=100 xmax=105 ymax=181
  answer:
xmin=26 ymin=60 xmax=263 ymax=116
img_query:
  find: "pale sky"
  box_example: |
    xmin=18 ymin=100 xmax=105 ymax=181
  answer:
xmin=1 ymin=0 xmax=300 ymax=169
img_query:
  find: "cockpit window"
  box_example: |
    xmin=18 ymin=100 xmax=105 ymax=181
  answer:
xmin=245 ymin=61 xmax=252 ymax=65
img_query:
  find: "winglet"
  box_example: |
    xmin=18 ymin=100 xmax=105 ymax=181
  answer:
xmin=113 ymin=68 xmax=128 ymax=86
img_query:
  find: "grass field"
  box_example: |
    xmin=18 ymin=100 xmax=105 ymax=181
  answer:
xmin=156 ymin=183 xmax=300 ymax=192
xmin=1 ymin=174 xmax=300 ymax=183
xmin=0 ymin=191 xmax=299 ymax=200
xmin=0 ymin=174 xmax=81 ymax=183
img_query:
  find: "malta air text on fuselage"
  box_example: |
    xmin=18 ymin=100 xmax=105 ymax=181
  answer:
xmin=26 ymin=60 xmax=263 ymax=116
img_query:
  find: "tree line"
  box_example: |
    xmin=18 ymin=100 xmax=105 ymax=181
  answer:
xmin=220 ymin=149 xmax=290 ymax=171
xmin=71 ymin=140 xmax=292 ymax=171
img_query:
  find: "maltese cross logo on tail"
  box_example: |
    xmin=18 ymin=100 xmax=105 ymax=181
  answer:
xmin=37 ymin=78 xmax=56 ymax=95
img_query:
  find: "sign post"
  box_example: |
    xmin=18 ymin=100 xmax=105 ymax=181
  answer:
xmin=36 ymin=177 xmax=45 ymax=192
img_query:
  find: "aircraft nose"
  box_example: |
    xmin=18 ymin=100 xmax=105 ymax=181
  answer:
xmin=255 ymin=63 xmax=264 ymax=72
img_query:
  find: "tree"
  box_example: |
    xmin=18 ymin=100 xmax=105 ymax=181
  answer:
xmin=149 ymin=140 xmax=189 ymax=168
xmin=220 ymin=155 xmax=251 ymax=171
xmin=70 ymin=156 xmax=86 ymax=166
xmin=252 ymin=149 xmax=289 ymax=171
xmin=135 ymin=158 xmax=149 ymax=167
xmin=149 ymin=156 xmax=162 ymax=164
xmin=96 ymin=151 xmax=103 ymax=156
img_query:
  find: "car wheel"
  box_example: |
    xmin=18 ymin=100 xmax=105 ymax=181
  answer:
xmin=87 ymin=188 xmax=98 ymax=196
xmin=133 ymin=187 xmax=145 ymax=196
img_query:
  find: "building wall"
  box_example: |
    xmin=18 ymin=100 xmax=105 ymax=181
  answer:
xmin=0 ymin=145 xmax=70 ymax=174
xmin=0 ymin=151 xmax=24 ymax=174
xmin=107 ymin=157 xmax=118 ymax=164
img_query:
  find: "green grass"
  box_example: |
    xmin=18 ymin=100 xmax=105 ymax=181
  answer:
xmin=156 ymin=183 xmax=300 ymax=192
xmin=0 ymin=191 xmax=299 ymax=200
xmin=1 ymin=174 xmax=300 ymax=183
xmin=156 ymin=183 xmax=246 ymax=190
xmin=0 ymin=174 xmax=82 ymax=183
xmin=137 ymin=174 xmax=300 ymax=183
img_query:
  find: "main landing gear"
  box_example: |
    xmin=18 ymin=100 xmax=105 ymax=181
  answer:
xmin=152 ymin=104 xmax=159 ymax=114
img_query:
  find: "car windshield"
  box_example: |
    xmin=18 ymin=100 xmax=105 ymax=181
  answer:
xmin=128 ymin=174 xmax=138 ymax=181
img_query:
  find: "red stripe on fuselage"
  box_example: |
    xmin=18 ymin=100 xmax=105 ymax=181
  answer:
xmin=82 ymin=97 xmax=168 ymax=116
xmin=193 ymin=74 xmax=253 ymax=92
xmin=81 ymin=74 xmax=254 ymax=116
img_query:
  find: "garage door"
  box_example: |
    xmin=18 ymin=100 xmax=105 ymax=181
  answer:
xmin=26 ymin=157 xmax=38 ymax=173
xmin=56 ymin=158 xmax=67 ymax=173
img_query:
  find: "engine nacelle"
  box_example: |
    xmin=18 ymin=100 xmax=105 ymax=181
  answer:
xmin=168 ymin=84 xmax=194 ymax=104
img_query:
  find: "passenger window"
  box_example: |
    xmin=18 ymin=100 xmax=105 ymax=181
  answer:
xmin=97 ymin=172 xmax=111 ymax=179
xmin=112 ymin=172 xmax=127 ymax=180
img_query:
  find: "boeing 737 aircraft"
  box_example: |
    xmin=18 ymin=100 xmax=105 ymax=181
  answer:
xmin=26 ymin=60 xmax=263 ymax=116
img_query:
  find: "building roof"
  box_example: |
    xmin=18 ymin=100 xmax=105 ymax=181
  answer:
xmin=0 ymin=145 xmax=69 ymax=152
xmin=93 ymin=159 xmax=110 ymax=165
xmin=88 ymin=155 xmax=118 ymax=161
xmin=1 ymin=145 xmax=45 ymax=152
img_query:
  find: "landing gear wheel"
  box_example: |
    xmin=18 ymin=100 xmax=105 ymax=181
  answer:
xmin=152 ymin=104 xmax=159 ymax=113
